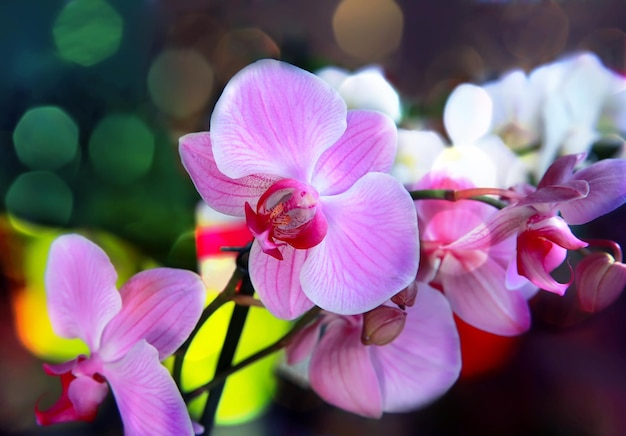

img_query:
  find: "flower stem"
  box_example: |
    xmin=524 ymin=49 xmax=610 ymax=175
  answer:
xmin=199 ymin=254 xmax=256 ymax=435
xmin=172 ymin=267 xmax=242 ymax=387
xmin=184 ymin=306 xmax=322 ymax=402
xmin=409 ymin=188 xmax=511 ymax=209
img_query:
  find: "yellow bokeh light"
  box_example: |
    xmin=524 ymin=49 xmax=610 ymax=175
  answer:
xmin=333 ymin=0 xmax=404 ymax=61
xmin=181 ymin=291 xmax=290 ymax=426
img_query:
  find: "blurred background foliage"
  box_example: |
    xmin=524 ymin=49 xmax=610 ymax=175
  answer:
xmin=1 ymin=0 xmax=626 ymax=435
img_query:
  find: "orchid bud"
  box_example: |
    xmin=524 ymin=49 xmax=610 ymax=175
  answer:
xmin=576 ymin=252 xmax=626 ymax=313
xmin=391 ymin=281 xmax=418 ymax=309
xmin=361 ymin=305 xmax=406 ymax=346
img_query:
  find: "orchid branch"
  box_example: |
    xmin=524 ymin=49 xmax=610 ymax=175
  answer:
xmin=199 ymin=250 xmax=256 ymax=435
xmin=409 ymin=188 xmax=510 ymax=209
xmin=183 ymin=305 xmax=322 ymax=402
xmin=172 ymin=259 xmax=243 ymax=387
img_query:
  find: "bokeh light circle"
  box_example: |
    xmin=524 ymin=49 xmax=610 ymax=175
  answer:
xmin=213 ymin=28 xmax=281 ymax=83
xmin=13 ymin=106 xmax=79 ymax=170
xmin=53 ymin=0 xmax=123 ymax=66
xmin=502 ymin=1 xmax=569 ymax=63
xmin=148 ymin=49 xmax=215 ymax=119
xmin=333 ymin=0 xmax=404 ymax=61
xmin=88 ymin=114 xmax=155 ymax=184
xmin=6 ymin=172 xmax=73 ymax=226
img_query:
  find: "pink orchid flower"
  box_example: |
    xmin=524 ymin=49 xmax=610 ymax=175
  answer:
xmin=286 ymin=283 xmax=461 ymax=418
xmin=413 ymin=171 xmax=535 ymax=336
xmin=36 ymin=234 xmax=205 ymax=435
xmin=449 ymin=154 xmax=626 ymax=296
xmin=180 ymin=59 xmax=419 ymax=320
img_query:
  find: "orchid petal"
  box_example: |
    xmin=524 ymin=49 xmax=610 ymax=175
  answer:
xmin=445 ymin=205 xmax=534 ymax=251
xmin=104 ymin=341 xmax=195 ymax=436
xmin=337 ymin=67 xmax=402 ymax=122
xmin=179 ymin=132 xmax=279 ymax=216
xmin=45 ymin=234 xmax=121 ymax=351
xmin=210 ymin=59 xmax=347 ymax=181
xmin=285 ymin=318 xmax=323 ymax=365
xmin=440 ymin=255 xmax=531 ymax=335
xmin=308 ymin=317 xmax=383 ymax=418
xmin=518 ymin=181 xmax=589 ymax=207
xmin=100 ymin=268 xmax=205 ymax=362
xmin=312 ymin=110 xmax=397 ymax=196
xmin=391 ymin=129 xmax=446 ymax=185
xmin=249 ymin=242 xmax=315 ymax=320
xmin=537 ymin=153 xmax=585 ymax=188
xmin=302 ymin=173 xmax=419 ymax=315
xmin=536 ymin=94 xmax=570 ymax=177
xmin=517 ymin=232 xmax=570 ymax=295
xmin=375 ymin=285 xmax=461 ymax=412
xmin=432 ymin=145 xmax=498 ymax=188
xmin=36 ymin=358 xmax=105 ymax=425
xmin=67 ymin=374 xmax=109 ymax=422
xmin=561 ymin=158 xmax=626 ymax=224
xmin=316 ymin=65 xmax=349 ymax=89
xmin=561 ymin=53 xmax=612 ymax=128
xmin=443 ymin=83 xmax=493 ymax=145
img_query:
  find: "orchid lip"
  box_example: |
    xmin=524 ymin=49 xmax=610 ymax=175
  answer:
xmin=246 ymin=178 xmax=328 ymax=259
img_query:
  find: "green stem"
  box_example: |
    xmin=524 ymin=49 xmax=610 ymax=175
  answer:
xmin=199 ymin=264 xmax=256 ymax=435
xmin=184 ymin=306 xmax=322 ymax=402
xmin=172 ymin=267 xmax=242 ymax=388
xmin=409 ymin=188 xmax=509 ymax=209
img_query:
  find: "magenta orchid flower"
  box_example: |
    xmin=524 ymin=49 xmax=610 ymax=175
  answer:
xmin=449 ymin=154 xmax=626 ymax=296
xmin=413 ymin=171 xmax=535 ymax=336
xmin=286 ymin=283 xmax=461 ymax=418
xmin=180 ymin=59 xmax=419 ymax=320
xmin=36 ymin=234 xmax=205 ymax=435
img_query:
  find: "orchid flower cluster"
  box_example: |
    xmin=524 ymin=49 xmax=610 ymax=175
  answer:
xmin=36 ymin=55 xmax=626 ymax=434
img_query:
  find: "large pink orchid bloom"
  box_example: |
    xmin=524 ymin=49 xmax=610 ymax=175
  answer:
xmin=36 ymin=234 xmax=205 ymax=435
xmin=286 ymin=283 xmax=461 ymax=418
xmin=413 ymin=172 xmax=534 ymax=336
xmin=449 ymin=154 xmax=626 ymax=296
xmin=180 ymin=59 xmax=419 ymax=320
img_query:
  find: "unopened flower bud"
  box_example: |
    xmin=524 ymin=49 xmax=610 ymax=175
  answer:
xmin=361 ymin=305 xmax=406 ymax=346
xmin=391 ymin=282 xmax=418 ymax=309
xmin=576 ymin=252 xmax=626 ymax=313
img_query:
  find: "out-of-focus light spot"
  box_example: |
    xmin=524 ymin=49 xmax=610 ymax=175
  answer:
xmin=5 ymin=172 xmax=73 ymax=226
xmin=88 ymin=114 xmax=155 ymax=184
xmin=53 ymin=0 xmax=123 ymax=67
xmin=13 ymin=106 xmax=79 ymax=170
xmin=13 ymin=232 xmax=89 ymax=361
xmin=332 ymin=0 xmax=403 ymax=61
xmin=213 ymin=28 xmax=280 ymax=84
xmin=165 ymin=13 xmax=224 ymax=59
xmin=423 ymin=45 xmax=485 ymax=94
xmin=502 ymin=1 xmax=568 ymax=63
xmin=148 ymin=49 xmax=215 ymax=119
